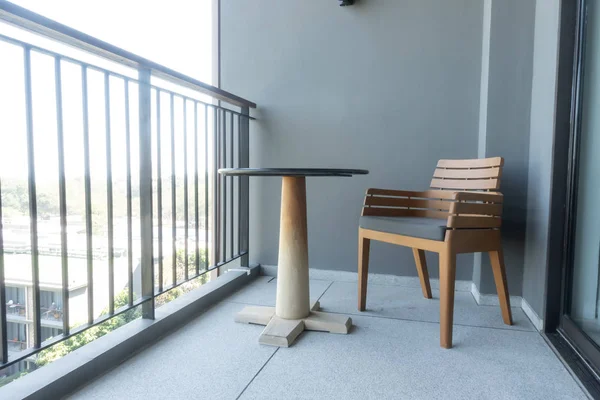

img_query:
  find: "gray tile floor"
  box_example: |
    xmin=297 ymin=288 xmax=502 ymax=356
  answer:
xmin=69 ymin=276 xmax=588 ymax=400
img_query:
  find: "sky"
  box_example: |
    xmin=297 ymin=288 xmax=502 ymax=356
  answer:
xmin=0 ymin=0 xmax=214 ymax=182
xmin=8 ymin=0 xmax=213 ymax=81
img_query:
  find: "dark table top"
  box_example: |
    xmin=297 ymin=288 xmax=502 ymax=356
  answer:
xmin=218 ymin=168 xmax=369 ymax=177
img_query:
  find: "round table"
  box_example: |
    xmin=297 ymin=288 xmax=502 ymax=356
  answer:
xmin=219 ymin=168 xmax=369 ymax=347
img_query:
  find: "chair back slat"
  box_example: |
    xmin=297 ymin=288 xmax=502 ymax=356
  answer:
xmin=362 ymin=189 xmax=454 ymax=219
xmin=365 ymin=196 xmax=452 ymax=211
xmin=367 ymin=189 xmax=456 ymax=199
xmin=433 ymin=167 xmax=501 ymax=179
xmin=430 ymin=178 xmax=499 ymax=190
xmin=437 ymin=157 xmax=503 ymax=169
xmin=430 ymin=157 xmax=503 ymax=191
xmin=362 ymin=207 xmax=449 ymax=219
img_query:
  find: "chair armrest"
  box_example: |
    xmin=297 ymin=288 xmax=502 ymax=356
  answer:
xmin=447 ymin=191 xmax=503 ymax=229
xmin=452 ymin=191 xmax=503 ymax=203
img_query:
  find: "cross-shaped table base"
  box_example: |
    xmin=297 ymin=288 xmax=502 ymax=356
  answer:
xmin=235 ymin=301 xmax=352 ymax=347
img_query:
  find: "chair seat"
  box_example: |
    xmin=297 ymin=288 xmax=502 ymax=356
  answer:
xmin=359 ymin=216 xmax=447 ymax=241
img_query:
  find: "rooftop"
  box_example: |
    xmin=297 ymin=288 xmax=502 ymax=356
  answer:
xmin=3 ymin=254 xmax=89 ymax=290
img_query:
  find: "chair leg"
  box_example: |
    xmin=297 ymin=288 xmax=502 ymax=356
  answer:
xmin=439 ymin=248 xmax=456 ymax=349
xmin=489 ymin=248 xmax=513 ymax=325
xmin=358 ymin=232 xmax=370 ymax=311
xmin=412 ymin=248 xmax=432 ymax=299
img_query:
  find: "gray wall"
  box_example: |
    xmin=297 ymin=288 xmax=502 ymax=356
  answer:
xmin=220 ymin=0 xmax=483 ymax=280
xmin=522 ymin=0 xmax=561 ymax=318
xmin=474 ymin=0 xmax=536 ymax=297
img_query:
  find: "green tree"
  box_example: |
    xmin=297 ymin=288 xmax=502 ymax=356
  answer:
xmin=35 ymin=248 xmax=209 ymax=368
xmin=0 ymin=370 xmax=29 ymax=388
xmin=36 ymin=289 xmax=141 ymax=367
xmin=1 ymin=182 xmax=29 ymax=216
xmin=36 ymin=192 xmax=60 ymax=218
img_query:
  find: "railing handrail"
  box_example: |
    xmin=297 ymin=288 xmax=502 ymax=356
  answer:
xmin=0 ymin=0 xmax=256 ymax=109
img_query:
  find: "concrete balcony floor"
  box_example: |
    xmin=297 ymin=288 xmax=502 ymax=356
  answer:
xmin=69 ymin=275 xmax=587 ymax=399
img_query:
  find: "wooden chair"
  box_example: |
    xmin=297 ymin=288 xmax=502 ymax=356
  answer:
xmin=358 ymin=157 xmax=512 ymax=348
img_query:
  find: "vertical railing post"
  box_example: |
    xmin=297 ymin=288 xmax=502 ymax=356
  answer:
xmin=55 ymin=57 xmax=70 ymax=335
xmin=156 ymin=90 xmax=163 ymax=292
xmin=222 ymin=110 xmax=227 ymax=262
xmin=229 ymin=112 xmax=234 ymax=260
xmin=239 ymin=107 xmax=250 ymax=267
xmin=82 ymin=65 xmax=94 ymax=325
xmin=204 ymin=105 xmax=209 ymax=271
xmin=194 ymin=102 xmax=200 ymax=276
xmin=183 ymin=101 xmax=189 ymax=281
xmin=237 ymin=114 xmax=242 ymax=257
xmin=212 ymin=108 xmax=219 ymax=270
xmin=170 ymin=94 xmax=177 ymax=286
xmin=104 ymin=72 xmax=115 ymax=315
xmin=125 ymin=80 xmax=134 ymax=307
xmin=138 ymin=69 xmax=154 ymax=319
xmin=24 ymin=47 xmax=42 ymax=347
xmin=0 ymin=179 xmax=8 ymax=363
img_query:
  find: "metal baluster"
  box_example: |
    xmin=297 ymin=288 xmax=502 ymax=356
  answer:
xmin=204 ymin=105 xmax=209 ymax=270
xmin=230 ymin=112 xmax=234 ymax=260
xmin=194 ymin=102 xmax=200 ymax=276
xmin=0 ymin=179 xmax=8 ymax=363
xmin=138 ymin=69 xmax=154 ymax=319
xmin=125 ymin=79 xmax=133 ymax=306
xmin=81 ymin=65 xmax=94 ymax=325
xmin=104 ymin=73 xmax=115 ymax=315
xmin=237 ymin=114 xmax=242 ymax=256
xmin=55 ymin=57 xmax=70 ymax=334
xmin=171 ymin=94 xmax=177 ymax=285
xmin=156 ymin=90 xmax=163 ymax=292
xmin=183 ymin=100 xmax=189 ymax=281
xmin=222 ymin=110 xmax=227 ymax=261
xmin=213 ymin=107 xmax=219 ymax=266
xmin=240 ymin=107 xmax=250 ymax=266
xmin=24 ymin=47 xmax=42 ymax=346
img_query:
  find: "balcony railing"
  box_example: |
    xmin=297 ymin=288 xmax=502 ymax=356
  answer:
xmin=0 ymin=1 xmax=255 ymax=370
xmin=7 ymin=340 xmax=26 ymax=353
xmin=5 ymin=304 xmax=25 ymax=318
xmin=40 ymin=306 xmax=62 ymax=323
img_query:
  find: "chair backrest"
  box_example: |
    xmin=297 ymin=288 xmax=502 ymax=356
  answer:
xmin=361 ymin=156 xmax=505 ymax=223
xmin=430 ymin=157 xmax=503 ymax=191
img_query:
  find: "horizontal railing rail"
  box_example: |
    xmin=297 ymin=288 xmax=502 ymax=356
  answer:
xmin=0 ymin=32 xmax=256 ymax=120
xmin=0 ymin=0 xmax=253 ymax=373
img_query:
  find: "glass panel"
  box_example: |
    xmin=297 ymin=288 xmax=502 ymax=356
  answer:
xmin=569 ymin=0 xmax=600 ymax=346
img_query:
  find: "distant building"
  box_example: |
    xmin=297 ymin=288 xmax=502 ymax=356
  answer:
xmin=4 ymin=254 xmax=87 ymax=376
xmin=1 ymin=215 xmax=204 ymax=377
